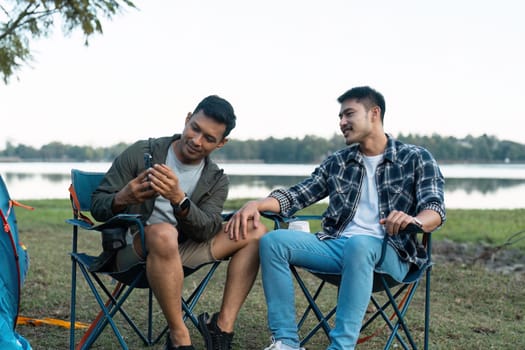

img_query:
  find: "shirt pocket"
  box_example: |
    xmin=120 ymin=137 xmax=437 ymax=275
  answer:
xmin=386 ymin=176 xmax=416 ymax=212
xmin=328 ymin=175 xmax=355 ymax=200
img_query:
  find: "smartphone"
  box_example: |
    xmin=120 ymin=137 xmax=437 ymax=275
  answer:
xmin=144 ymin=152 xmax=152 ymax=169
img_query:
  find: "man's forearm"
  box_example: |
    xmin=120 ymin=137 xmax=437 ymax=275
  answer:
xmin=256 ymin=197 xmax=281 ymax=213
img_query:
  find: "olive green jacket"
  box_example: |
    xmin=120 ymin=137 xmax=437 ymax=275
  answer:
xmin=90 ymin=134 xmax=229 ymax=242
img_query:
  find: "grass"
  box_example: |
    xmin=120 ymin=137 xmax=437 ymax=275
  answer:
xmin=11 ymin=199 xmax=525 ymax=349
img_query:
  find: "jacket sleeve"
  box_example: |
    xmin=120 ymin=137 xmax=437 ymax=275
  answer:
xmin=91 ymin=141 xmax=149 ymax=222
xmin=176 ymin=171 xmax=229 ymax=242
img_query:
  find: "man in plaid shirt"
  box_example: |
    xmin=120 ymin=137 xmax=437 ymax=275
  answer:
xmin=226 ymin=86 xmax=446 ymax=350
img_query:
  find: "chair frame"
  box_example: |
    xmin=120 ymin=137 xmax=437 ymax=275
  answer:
xmin=67 ymin=169 xmax=222 ymax=349
xmin=262 ymin=212 xmax=432 ymax=350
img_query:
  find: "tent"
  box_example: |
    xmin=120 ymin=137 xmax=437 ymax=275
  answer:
xmin=0 ymin=175 xmax=32 ymax=350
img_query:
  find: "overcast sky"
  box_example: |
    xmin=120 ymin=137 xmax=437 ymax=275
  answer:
xmin=1 ymin=0 xmax=524 ymax=149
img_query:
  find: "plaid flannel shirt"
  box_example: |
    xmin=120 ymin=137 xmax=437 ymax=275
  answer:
xmin=270 ymin=135 xmax=446 ymax=268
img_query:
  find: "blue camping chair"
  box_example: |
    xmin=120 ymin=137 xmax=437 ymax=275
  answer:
xmin=67 ymin=169 xmax=223 ymax=349
xmin=262 ymin=212 xmax=433 ymax=350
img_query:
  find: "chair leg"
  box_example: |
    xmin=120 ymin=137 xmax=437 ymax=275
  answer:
xmin=291 ymin=266 xmax=334 ymax=347
xmin=77 ymin=269 xmax=129 ymax=349
xmin=382 ymin=280 xmax=419 ymax=350
xmin=72 ymin=258 xmax=224 ymax=348
xmin=70 ymin=257 xmax=78 ymax=350
xmin=297 ymin=278 xmax=327 ymax=331
xmin=424 ymin=267 xmax=431 ymax=350
xmin=70 ymin=228 xmax=79 ymax=350
xmin=77 ymin=283 xmax=126 ymax=349
xmin=183 ymin=261 xmax=221 ymax=330
xmin=147 ymin=287 xmax=154 ymax=345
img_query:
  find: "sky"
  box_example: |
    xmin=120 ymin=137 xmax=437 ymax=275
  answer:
xmin=1 ymin=0 xmax=525 ymax=149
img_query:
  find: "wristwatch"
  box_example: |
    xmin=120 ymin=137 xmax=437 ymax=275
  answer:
xmin=171 ymin=195 xmax=190 ymax=214
xmin=412 ymin=217 xmax=423 ymax=228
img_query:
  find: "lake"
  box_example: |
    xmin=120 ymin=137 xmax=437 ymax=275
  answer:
xmin=1 ymin=162 xmax=525 ymax=209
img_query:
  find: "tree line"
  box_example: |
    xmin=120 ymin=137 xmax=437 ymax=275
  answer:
xmin=1 ymin=133 xmax=524 ymax=164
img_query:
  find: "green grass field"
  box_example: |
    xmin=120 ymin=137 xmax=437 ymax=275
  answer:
xmin=11 ymin=199 xmax=525 ymax=349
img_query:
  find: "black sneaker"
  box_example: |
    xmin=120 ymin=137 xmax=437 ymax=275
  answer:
xmin=165 ymin=331 xmax=195 ymax=350
xmin=198 ymin=312 xmax=234 ymax=350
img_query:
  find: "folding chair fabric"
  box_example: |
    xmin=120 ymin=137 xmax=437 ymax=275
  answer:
xmin=67 ymin=169 xmax=223 ymax=349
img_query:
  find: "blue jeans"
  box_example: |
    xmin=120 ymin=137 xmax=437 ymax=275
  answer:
xmin=259 ymin=229 xmax=410 ymax=350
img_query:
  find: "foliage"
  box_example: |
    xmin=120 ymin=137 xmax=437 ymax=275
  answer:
xmin=398 ymin=133 xmax=524 ymax=163
xmin=0 ymin=0 xmax=136 ymax=83
xmin=0 ymin=140 xmax=128 ymax=161
xmin=215 ymin=134 xmax=345 ymax=163
xmin=2 ymin=133 xmax=525 ymax=163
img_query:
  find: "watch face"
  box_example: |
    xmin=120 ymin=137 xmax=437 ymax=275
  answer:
xmin=180 ymin=197 xmax=190 ymax=210
xmin=172 ymin=197 xmax=189 ymax=213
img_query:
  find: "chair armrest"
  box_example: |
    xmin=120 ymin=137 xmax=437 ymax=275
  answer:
xmin=221 ymin=212 xmax=235 ymax=221
xmin=218 ymin=211 xmax=292 ymax=229
xmin=377 ymin=223 xmax=429 ymax=268
xmin=260 ymin=211 xmax=286 ymax=224
xmin=66 ymin=213 xmax=143 ymax=230
xmin=91 ymin=214 xmax=143 ymax=231
xmin=260 ymin=212 xmax=323 ymax=229
xmin=65 ymin=218 xmax=95 ymax=230
xmin=66 ymin=213 xmax=148 ymax=255
xmin=400 ymin=222 xmax=426 ymax=235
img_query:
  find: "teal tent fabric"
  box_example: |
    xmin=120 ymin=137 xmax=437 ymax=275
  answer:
xmin=0 ymin=175 xmax=31 ymax=350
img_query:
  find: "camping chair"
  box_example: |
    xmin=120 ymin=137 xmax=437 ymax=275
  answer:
xmin=67 ymin=169 xmax=223 ymax=349
xmin=262 ymin=213 xmax=432 ymax=350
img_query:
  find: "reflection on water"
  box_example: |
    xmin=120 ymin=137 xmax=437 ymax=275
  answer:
xmin=446 ymin=178 xmax=525 ymax=194
xmin=1 ymin=163 xmax=525 ymax=209
xmin=230 ymin=175 xmax=305 ymax=189
xmin=3 ymin=173 xmax=65 ymax=182
xmin=227 ymin=176 xmax=525 ymax=209
xmin=231 ymin=175 xmax=525 ymax=195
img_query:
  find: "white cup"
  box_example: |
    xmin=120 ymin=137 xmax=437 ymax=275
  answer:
xmin=288 ymin=220 xmax=310 ymax=232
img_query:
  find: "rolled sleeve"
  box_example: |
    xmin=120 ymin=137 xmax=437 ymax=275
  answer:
xmin=269 ymin=189 xmax=294 ymax=216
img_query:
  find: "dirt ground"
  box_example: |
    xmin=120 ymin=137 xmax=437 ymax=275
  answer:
xmin=433 ymin=239 xmax=525 ymax=275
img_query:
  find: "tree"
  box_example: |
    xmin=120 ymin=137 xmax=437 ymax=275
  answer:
xmin=0 ymin=0 xmax=136 ymax=83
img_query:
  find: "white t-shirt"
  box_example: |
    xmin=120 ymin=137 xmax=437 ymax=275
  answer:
xmin=147 ymin=145 xmax=204 ymax=226
xmin=341 ymin=154 xmax=385 ymax=239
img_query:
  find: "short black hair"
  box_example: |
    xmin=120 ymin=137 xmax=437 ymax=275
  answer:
xmin=337 ymin=86 xmax=386 ymax=122
xmin=193 ymin=95 xmax=237 ymax=137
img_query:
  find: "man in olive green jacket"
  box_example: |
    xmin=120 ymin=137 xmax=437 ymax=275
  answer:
xmin=91 ymin=95 xmax=266 ymax=350
xmin=91 ymin=134 xmax=227 ymax=242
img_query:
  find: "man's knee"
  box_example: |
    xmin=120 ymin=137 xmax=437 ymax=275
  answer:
xmin=246 ymin=222 xmax=268 ymax=241
xmin=259 ymin=229 xmax=286 ymax=254
xmin=144 ymin=223 xmax=180 ymax=255
xmin=343 ymin=236 xmax=379 ymax=263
